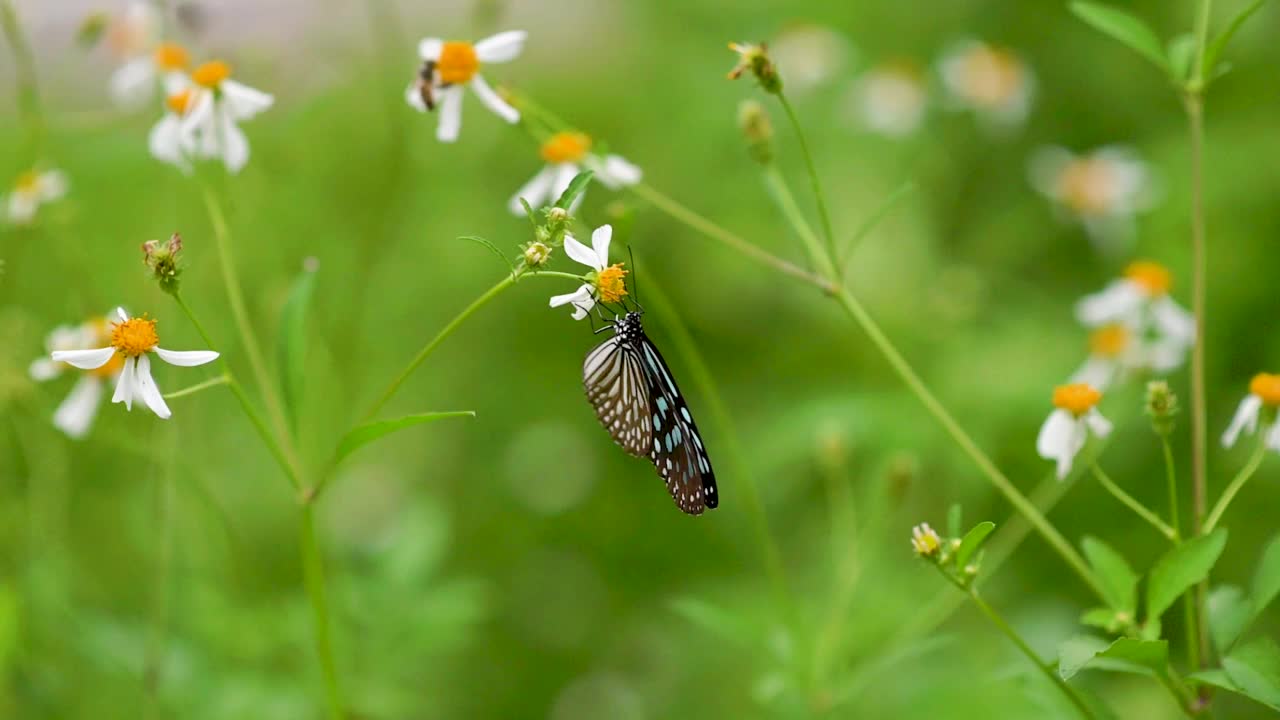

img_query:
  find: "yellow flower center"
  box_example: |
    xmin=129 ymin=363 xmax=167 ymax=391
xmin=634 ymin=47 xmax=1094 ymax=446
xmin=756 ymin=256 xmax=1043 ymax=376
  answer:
xmin=14 ymin=170 xmax=39 ymax=194
xmin=540 ymin=132 xmax=592 ymax=164
xmin=1053 ymin=383 xmax=1103 ymax=416
xmin=192 ymin=60 xmax=232 ymax=88
xmin=911 ymin=525 xmax=941 ymax=557
xmin=153 ymin=42 xmax=190 ymax=71
xmin=1125 ymin=260 xmax=1172 ymax=296
xmin=437 ymin=42 xmax=479 ymax=84
xmin=1089 ymin=324 xmax=1130 ymax=358
xmin=166 ymin=88 xmax=195 ymax=115
xmin=110 ymin=316 xmax=159 ymax=357
xmin=959 ymin=45 xmax=1024 ymax=106
xmin=1250 ymin=373 xmax=1280 ymax=407
xmin=1058 ymin=157 xmax=1117 ymax=216
xmin=594 ymin=264 xmax=629 ymax=304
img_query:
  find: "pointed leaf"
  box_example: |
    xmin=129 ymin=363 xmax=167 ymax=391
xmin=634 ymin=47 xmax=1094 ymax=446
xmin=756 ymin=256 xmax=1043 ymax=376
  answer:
xmin=458 ymin=235 xmax=511 ymax=267
xmin=276 ymin=258 xmax=318 ymax=434
xmin=1251 ymin=533 xmax=1280 ymax=616
xmin=1204 ymin=0 xmax=1272 ymax=83
xmin=1167 ymin=33 xmax=1196 ymax=82
xmin=1146 ymin=529 xmax=1228 ymax=621
xmin=1059 ymin=635 xmax=1109 ymax=680
xmin=1224 ymin=637 xmax=1280 ymax=710
xmin=1082 ymin=536 xmax=1138 ymax=615
xmin=1070 ymin=2 xmax=1170 ymax=71
xmin=1208 ymin=585 xmax=1252 ymax=653
xmin=334 ymin=411 xmax=475 ymax=464
xmin=1098 ymin=637 xmax=1168 ymax=673
xmin=955 ymin=521 xmax=995 ymax=571
xmin=947 ymin=503 xmax=963 ymax=540
xmin=1189 ymin=668 xmax=1240 ymax=692
xmin=1080 ymin=607 xmax=1123 ymax=633
xmin=554 ymin=170 xmax=593 ymax=210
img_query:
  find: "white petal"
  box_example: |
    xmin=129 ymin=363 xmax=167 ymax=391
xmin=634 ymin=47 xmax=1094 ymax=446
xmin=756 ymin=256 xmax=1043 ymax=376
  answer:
xmin=112 ymin=356 xmax=137 ymax=409
xmin=37 ymin=171 xmax=68 ymax=202
xmin=1075 ymin=280 xmax=1145 ymax=327
xmin=161 ymin=71 xmax=189 ymax=95
xmin=1084 ymin=408 xmax=1113 ymax=439
xmin=1036 ymin=409 xmax=1085 ymax=480
xmin=51 ymin=347 xmax=116 ymax=370
xmin=109 ymin=56 xmax=156 ymax=109
xmin=418 ymin=37 xmax=443 ymax=60
xmin=405 ymin=82 xmax=427 ymax=112
xmin=148 ymin=114 xmax=190 ymax=171
xmin=53 ymin=376 xmax=102 ymax=439
xmin=220 ymin=80 xmax=274 ymax=120
xmin=179 ymin=90 xmax=217 ymax=154
xmin=115 ymin=307 xmax=129 ymax=322
xmin=508 ymin=166 xmax=556 ymax=216
xmin=473 ymin=30 xmax=527 ymax=63
xmin=562 ymin=234 xmax=601 ymax=269
xmin=591 ymin=224 xmax=613 ymax=267
xmin=5 ymin=191 xmax=37 ymax=224
xmin=1222 ymin=394 xmax=1263 ymax=448
xmin=154 ymin=348 xmax=219 ymax=367
xmin=135 ymin=354 xmax=171 ymax=419
xmin=549 ymin=284 xmax=592 ymax=308
xmin=1266 ymin=422 xmax=1280 ymax=452
xmin=598 ymin=155 xmax=642 ymax=189
xmin=1069 ymin=357 xmax=1116 ymax=391
xmin=570 ymin=302 xmax=592 ymax=321
xmin=1147 ymin=335 xmax=1189 ymax=373
xmin=29 ymin=358 xmax=63 ymax=382
xmin=551 ymin=162 xmax=580 ymax=206
xmin=469 ymin=75 xmax=519 ymax=124
xmin=435 ymin=85 xmax=464 ymax=142
xmin=1152 ymin=296 xmax=1196 ymax=345
xmin=217 ymin=110 xmax=251 ymax=173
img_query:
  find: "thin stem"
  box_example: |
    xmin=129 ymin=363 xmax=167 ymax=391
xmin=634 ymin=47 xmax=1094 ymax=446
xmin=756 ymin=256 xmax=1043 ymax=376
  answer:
xmin=1162 ymin=438 xmax=1182 ymax=537
xmin=0 ymin=0 xmax=46 ymax=157
xmin=1204 ymin=436 xmax=1268 ymax=533
xmin=1192 ymin=0 xmax=1215 ymax=89
xmin=775 ymin=92 xmax=838 ymax=264
xmin=300 ymin=506 xmax=344 ymax=720
xmin=162 ymin=373 xmax=231 ymax=399
xmin=761 ymin=164 xmax=838 ymax=279
xmin=1091 ymin=464 xmax=1177 ymax=541
xmin=1165 ymin=437 xmax=1200 ymax=674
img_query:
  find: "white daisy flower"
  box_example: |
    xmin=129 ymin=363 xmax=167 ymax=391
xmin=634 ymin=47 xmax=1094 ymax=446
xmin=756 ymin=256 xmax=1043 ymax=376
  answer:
xmin=50 ymin=308 xmax=219 ymax=420
xmin=548 ymin=224 xmax=628 ymax=321
xmin=1037 ymin=383 xmax=1112 ymax=480
xmin=938 ymin=40 xmax=1034 ymax=129
xmin=149 ymin=85 xmax=196 ymax=172
xmin=3 ymin=169 xmax=68 ymax=225
xmin=508 ymin=132 xmax=641 ymax=215
xmin=406 ymin=31 xmax=526 ymax=143
xmin=1029 ymin=145 xmax=1152 ymax=248
xmin=770 ymin=24 xmax=852 ymax=93
xmin=29 ymin=316 xmax=123 ymax=438
xmin=111 ymin=39 xmax=191 ymax=109
xmin=178 ymin=60 xmax=275 ymax=173
xmin=1075 ymin=261 xmax=1195 ymax=355
xmin=1222 ymin=373 xmax=1280 ymax=451
xmin=850 ymin=63 xmax=927 ymax=138
xmin=910 ymin=522 xmax=942 ymax=558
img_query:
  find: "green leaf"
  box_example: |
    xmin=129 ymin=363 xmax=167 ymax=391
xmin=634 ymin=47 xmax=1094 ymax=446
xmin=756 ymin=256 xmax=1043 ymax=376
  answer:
xmin=458 ymin=235 xmax=511 ymax=267
xmin=1080 ymin=607 xmax=1124 ymax=633
xmin=1060 ymin=635 xmax=1169 ymax=680
xmin=1167 ymin=33 xmax=1196 ymax=82
xmin=1208 ymin=585 xmax=1252 ymax=653
xmin=1070 ymin=2 xmax=1170 ymax=71
xmin=954 ymin=521 xmax=995 ymax=571
xmin=1203 ymin=0 xmax=1272 ymax=83
xmin=554 ymin=170 xmax=594 ymax=210
xmin=276 ymin=259 xmax=318 ymax=434
xmin=1224 ymin=637 xmax=1280 ymax=710
xmin=1251 ymin=533 xmax=1280 ymax=616
xmin=1059 ymin=635 xmax=1109 ymax=680
xmin=1189 ymin=668 xmax=1241 ymax=692
xmin=668 ymin=597 xmax=756 ymax=647
xmin=1098 ymin=637 xmax=1168 ymax=674
xmin=947 ymin=503 xmax=963 ymax=540
xmin=333 ymin=411 xmax=475 ymax=464
xmin=1082 ymin=536 xmax=1138 ymax=615
xmin=1146 ymin=528 xmax=1228 ymax=621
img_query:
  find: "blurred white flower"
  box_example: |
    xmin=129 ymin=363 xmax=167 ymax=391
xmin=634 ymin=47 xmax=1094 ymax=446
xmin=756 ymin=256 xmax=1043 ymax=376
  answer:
xmin=1070 ymin=316 xmax=1189 ymax=391
xmin=51 ymin=308 xmax=219 ymax=420
xmin=509 ymin=132 xmax=641 ymax=215
xmin=910 ymin=522 xmax=941 ymax=557
xmin=770 ymin=24 xmax=853 ymax=93
xmin=3 ymin=169 xmax=68 ymax=225
xmin=1038 ymin=383 xmax=1112 ymax=479
xmin=1075 ymin=261 xmax=1194 ymax=366
xmin=149 ymin=86 xmax=195 ymax=172
xmin=1222 ymin=373 xmax=1280 ymax=451
xmin=29 ymin=316 xmax=122 ymax=438
xmin=850 ymin=63 xmax=927 ymax=137
xmin=406 ymin=31 xmax=526 ymax=143
xmin=1030 ymin=145 xmax=1152 ymax=248
xmin=549 ymin=225 xmax=627 ymax=321
xmin=938 ymin=40 xmax=1034 ymax=129
xmin=111 ymin=40 xmax=191 ymax=109
xmin=177 ymin=60 xmax=274 ymax=173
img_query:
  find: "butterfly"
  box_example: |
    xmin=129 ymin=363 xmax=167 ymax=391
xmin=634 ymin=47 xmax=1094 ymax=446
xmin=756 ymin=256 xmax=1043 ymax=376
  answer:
xmin=582 ymin=308 xmax=719 ymax=515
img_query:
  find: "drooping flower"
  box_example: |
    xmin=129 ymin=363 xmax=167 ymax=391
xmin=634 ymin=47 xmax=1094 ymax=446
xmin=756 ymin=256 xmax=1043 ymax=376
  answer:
xmin=508 ymin=132 xmax=641 ymax=215
xmin=1075 ymin=262 xmax=1195 ymax=367
xmin=111 ymin=39 xmax=191 ymax=109
xmin=910 ymin=523 xmax=942 ymax=558
xmin=1222 ymin=373 xmax=1280 ymax=451
xmin=850 ymin=62 xmax=927 ymax=138
xmin=938 ymin=40 xmax=1034 ymax=129
xmin=29 ymin=316 xmax=123 ymax=438
xmin=1029 ymin=146 xmax=1152 ymax=248
xmin=3 ymin=169 xmax=68 ymax=225
xmin=1037 ymin=383 xmax=1112 ymax=479
xmin=548 ymin=224 xmax=627 ymax=321
xmin=177 ymin=60 xmax=275 ymax=173
xmin=50 ymin=308 xmax=219 ymax=419
xmin=769 ymin=24 xmax=852 ymax=93
xmin=406 ymin=31 xmax=526 ymax=143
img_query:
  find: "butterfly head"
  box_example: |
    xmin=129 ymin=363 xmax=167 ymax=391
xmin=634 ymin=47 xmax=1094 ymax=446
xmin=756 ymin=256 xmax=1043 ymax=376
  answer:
xmin=613 ymin=310 xmax=644 ymax=342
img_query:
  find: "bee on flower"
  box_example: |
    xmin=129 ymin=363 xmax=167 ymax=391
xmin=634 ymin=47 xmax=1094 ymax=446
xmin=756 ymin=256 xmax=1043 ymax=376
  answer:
xmin=406 ymin=31 xmax=526 ymax=142
xmin=3 ymin=169 xmax=68 ymax=225
xmin=1075 ymin=261 xmax=1195 ymax=373
xmin=151 ymin=60 xmax=274 ymax=173
xmin=28 ymin=316 xmax=123 ymax=438
xmin=768 ymin=24 xmax=852 ymax=94
xmin=548 ymin=224 xmax=628 ymax=321
xmin=1222 ymin=373 xmax=1280 ymax=452
xmin=1029 ymin=146 xmax=1152 ymax=249
xmin=1037 ymin=383 xmax=1112 ymax=479
xmin=937 ymin=40 xmax=1034 ymax=129
xmin=509 ymin=132 xmax=641 ymax=215
xmin=849 ymin=62 xmax=928 ymax=138
xmin=50 ymin=308 xmax=219 ymax=420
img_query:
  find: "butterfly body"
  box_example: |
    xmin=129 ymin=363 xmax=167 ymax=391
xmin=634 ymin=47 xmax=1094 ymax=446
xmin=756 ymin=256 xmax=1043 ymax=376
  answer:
xmin=583 ymin=311 xmax=718 ymax=515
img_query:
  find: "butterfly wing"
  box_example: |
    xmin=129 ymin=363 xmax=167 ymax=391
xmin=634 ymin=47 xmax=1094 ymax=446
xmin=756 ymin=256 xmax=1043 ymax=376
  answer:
xmin=583 ymin=335 xmax=653 ymax=457
xmin=636 ymin=334 xmax=719 ymax=515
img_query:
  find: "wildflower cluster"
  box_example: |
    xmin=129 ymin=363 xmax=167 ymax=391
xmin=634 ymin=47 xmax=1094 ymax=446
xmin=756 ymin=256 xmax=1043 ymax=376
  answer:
xmin=910 ymin=520 xmax=992 ymax=589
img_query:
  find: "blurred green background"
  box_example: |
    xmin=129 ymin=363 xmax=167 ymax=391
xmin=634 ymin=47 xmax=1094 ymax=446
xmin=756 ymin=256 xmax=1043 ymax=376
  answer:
xmin=2 ymin=0 xmax=1279 ymax=717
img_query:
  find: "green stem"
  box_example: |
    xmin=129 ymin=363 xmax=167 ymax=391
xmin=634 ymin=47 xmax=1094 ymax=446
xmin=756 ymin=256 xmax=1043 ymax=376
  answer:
xmin=775 ymin=92 xmax=838 ymax=265
xmin=162 ymin=373 xmax=231 ymax=400
xmin=0 ymin=0 xmax=46 ymax=158
xmin=1204 ymin=436 xmax=1268 ymax=533
xmin=1162 ymin=438 xmax=1182 ymax=537
xmin=1164 ymin=437 xmax=1200 ymax=673
xmin=300 ymin=505 xmax=344 ymax=720
xmin=761 ymin=164 xmax=838 ymax=279
xmin=1091 ymin=464 xmax=1177 ymax=541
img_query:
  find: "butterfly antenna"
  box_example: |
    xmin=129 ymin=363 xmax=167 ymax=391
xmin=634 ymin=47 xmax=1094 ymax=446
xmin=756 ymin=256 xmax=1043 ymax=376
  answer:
xmin=627 ymin=245 xmax=644 ymax=312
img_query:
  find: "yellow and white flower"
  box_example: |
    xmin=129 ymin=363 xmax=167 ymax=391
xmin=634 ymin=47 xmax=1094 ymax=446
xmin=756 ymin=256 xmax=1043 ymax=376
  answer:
xmin=770 ymin=24 xmax=852 ymax=93
xmin=1037 ymin=383 xmax=1112 ymax=479
xmin=174 ymin=60 xmax=274 ymax=173
xmin=1222 ymin=373 xmax=1280 ymax=451
xmin=29 ymin=316 xmax=123 ymax=438
xmin=1029 ymin=146 xmax=1151 ymax=244
xmin=549 ymin=224 xmax=628 ymax=321
xmin=3 ymin=169 xmax=68 ymax=225
xmin=1070 ymin=319 xmax=1189 ymax=391
xmin=938 ymin=40 xmax=1034 ymax=128
xmin=508 ymin=132 xmax=641 ymax=215
xmin=1075 ymin=261 xmax=1194 ymax=356
xmin=910 ymin=523 xmax=942 ymax=557
xmin=406 ymin=31 xmax=526 ymax=143
xmin=103 ymin=2 xmax=178 ymax=108
xmin=50 ymin=308 xmax=218 ymax=420
xmin=850 ymin=63 xmax=927 ymax=138
xmin=149 ymin=86 xmax=196 ymax=171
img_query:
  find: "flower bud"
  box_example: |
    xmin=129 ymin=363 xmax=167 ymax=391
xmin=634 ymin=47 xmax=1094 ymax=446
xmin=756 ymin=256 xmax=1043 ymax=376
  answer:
xmin=727 ymin=42 xmax=783 ymax=94
xmin=142 ymin=232 xmax=184 ymax=294
xmin=1144 ymin=380 xmax=1178 ymax=437
xmin=738 ymin=100 xmax=774 ymax=165
xmin=522 ymin=241 xmax=552 ymax=267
